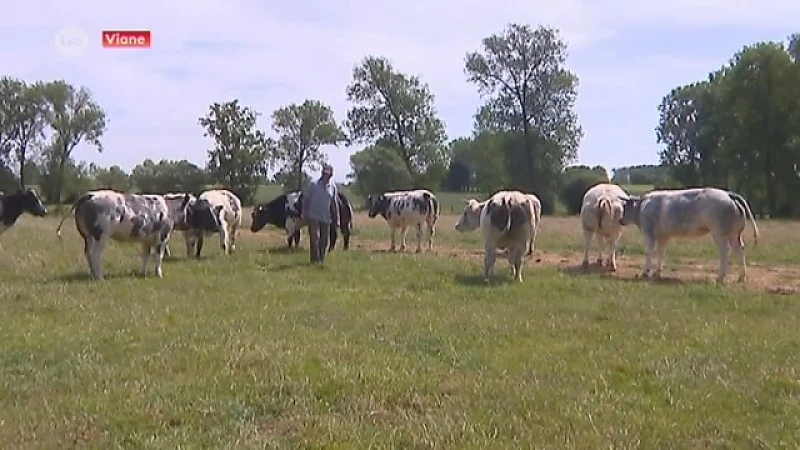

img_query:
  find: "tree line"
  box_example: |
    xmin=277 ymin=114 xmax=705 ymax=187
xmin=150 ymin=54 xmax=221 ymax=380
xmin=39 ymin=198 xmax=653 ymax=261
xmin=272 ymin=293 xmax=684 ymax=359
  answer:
xmin=3 ymin=23 xmax=798 ymax=216
xmin=657 ymin=33 xmax=800 ymax=217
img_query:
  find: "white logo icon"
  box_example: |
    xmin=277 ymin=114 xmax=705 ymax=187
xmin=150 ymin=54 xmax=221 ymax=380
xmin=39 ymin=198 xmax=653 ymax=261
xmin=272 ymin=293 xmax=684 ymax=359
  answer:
xmin=54 ymin=26 xmax=89 ymax=57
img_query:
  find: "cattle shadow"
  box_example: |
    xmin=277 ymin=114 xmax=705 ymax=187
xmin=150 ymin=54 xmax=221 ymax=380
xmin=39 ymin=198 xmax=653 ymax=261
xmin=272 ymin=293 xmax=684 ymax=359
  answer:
xmin=51 ymin=271 xmax=138 ymax=283
xmin=559 ymin=263 xmax=707 ymax=287
xmin=454 ymin=273 xmax=516 ymax=286
xmin=258 ymin=246 xmax=302 ymax=255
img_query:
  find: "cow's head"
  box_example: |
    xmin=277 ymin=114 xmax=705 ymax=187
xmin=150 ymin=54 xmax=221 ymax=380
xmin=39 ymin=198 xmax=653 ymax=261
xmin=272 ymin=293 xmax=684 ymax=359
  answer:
xmin=366 ymin=194 xmax=389 ymax=218
xmin=172 ymin=193 xmax=196 ymax=230
xmin=454 ymin=199 xmax=483 ymax=232
xmin=16 ymin=188 xmax=48 ymax=217
xmin=250 ymin=203 xmax=270 ymax=232
xmin=620 ymin=195 xmax=642 ymax=226
xmin=186 ymin=199 xmax=222 ymax=232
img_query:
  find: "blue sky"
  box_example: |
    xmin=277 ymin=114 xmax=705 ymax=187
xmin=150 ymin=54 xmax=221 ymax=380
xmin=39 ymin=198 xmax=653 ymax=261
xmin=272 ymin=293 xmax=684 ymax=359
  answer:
xmin=3 ymin=0 xmax=799 ymax=182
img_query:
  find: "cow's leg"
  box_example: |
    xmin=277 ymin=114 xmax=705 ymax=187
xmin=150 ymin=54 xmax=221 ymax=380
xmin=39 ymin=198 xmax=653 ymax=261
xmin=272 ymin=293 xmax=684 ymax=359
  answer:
xmin=328 ymin=225 xmax=337 ymax=252
xmin=427 ymin=216 xmax=435 ymax=251
xmin=595 ymin=232 xmax=605 ymax=266
xmin=511 ymin=247 xmax=524 ymax=282
xmin=414 ymin=223 xmax=423 ymax=253
xmin=399 ymin=226 xmax=408 ymax=252
xmin=89 ymin=236 xmax=109 ymax=281
xmin=195 ymin=235 xmax=204 ymax=258
xmin=342 ymin=224 xmax=350 ymax=251
xmin=293 ymin=229 xmax=301 ymax=248
xmin=483 ymin=243 xmax=497 ymax=283
xmin=83 ymin=238 xmax=101 ymax=280
xmin=712 ymin=232 xmax=730 ymax=284
xmin=229 ymin=222 xmax=239 ymax=253
xmin=184 ymin=231 xmax=194 ymax=258
xmin=731 ymin=234 xmax=747 ymax=283
xmin=164 ymin=244 xmax=172 ymax=259
xmin=653 ymin=237 xmax=669 ymax=278
xmin=608 ymin=232 xmax=621 ymax=271
xmin=641 ymin=235 xmax=655 ymax=278
xmin=219 ymin=221 xmax=230 ymax=254
xmin=581 ymin=228 xmax=593 ymax=268
xmin=153 ymin=238 xmax=168 ymax=278
xmin=389 ymin=226 xmax=397 ymax=252
xmin=139 ymin=243 xmax=152 ymax=276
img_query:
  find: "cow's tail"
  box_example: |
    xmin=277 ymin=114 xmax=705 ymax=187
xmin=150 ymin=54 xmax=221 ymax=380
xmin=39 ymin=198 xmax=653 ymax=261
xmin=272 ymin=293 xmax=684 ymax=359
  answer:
xmin=729 ymin=192 xmax=760 ymax=247
xmin=596 ymin=197 xmax=613 ymax=230
xmin=56 ymin=193 xmax=90 ymax=240
xmin=423 ymin=191 xmax=439 ymax=225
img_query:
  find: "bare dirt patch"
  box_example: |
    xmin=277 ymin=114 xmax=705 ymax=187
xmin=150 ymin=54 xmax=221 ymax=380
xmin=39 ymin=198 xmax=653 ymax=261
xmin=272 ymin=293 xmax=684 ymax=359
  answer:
xmin=352 ymin=238 xmax=800 ymax=295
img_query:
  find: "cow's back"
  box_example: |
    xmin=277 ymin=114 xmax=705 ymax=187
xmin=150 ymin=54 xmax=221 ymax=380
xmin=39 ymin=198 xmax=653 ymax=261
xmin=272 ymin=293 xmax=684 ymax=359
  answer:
xmin=480 ymin=191 xmax=533 ymax=246
xmin=641 ymin=188 xmax=739 ymax=236
xmin=200 ymin=189 xmax=242 ymax=226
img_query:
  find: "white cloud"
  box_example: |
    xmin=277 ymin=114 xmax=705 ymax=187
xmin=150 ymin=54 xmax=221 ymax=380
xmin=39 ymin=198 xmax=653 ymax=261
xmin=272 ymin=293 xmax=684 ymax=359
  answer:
xmin=3 ymin=0 xmax=799 ymax=183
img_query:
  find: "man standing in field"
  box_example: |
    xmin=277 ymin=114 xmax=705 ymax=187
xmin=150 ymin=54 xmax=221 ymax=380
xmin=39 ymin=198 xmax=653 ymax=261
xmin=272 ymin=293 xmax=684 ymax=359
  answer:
xmin=301 ymin=163 xmax=340 ymax=265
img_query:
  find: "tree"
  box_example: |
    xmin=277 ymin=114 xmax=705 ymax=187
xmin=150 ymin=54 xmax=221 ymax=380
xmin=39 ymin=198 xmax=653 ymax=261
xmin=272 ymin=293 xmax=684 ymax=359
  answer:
xmin=656 ymin=80 xmax=725 ymax=187
xmin=90 ymin=164 xmax=131 ymax=192
xmin=714 ymin=42 xmax=800 ymax=215
xmin=272 ymin=167 xmax=312 ymax=192
xmin=464 ymin=23 xmax=583 ymax=200
xmin=349 ymin=144 xmax=414 ymax=199
xmin=271 ymin=99 xmax=345 ymax=191
xmin=345 ymin=56 xmax=448 ymax=187
xmin=130 ymin=158 xmax=208 ymax=194
xmin=199 ymin=100 xmax=274 ymax=204
xmin=0 ymin=78 xmax=49 ymax=187
xmin=39 ymin=80 xmax=106 ymax=203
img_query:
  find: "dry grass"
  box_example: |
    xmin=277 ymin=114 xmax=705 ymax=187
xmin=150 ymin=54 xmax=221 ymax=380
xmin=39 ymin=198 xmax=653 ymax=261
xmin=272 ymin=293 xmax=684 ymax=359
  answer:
xmin=0 ymin=210 xmax=798 ymax=448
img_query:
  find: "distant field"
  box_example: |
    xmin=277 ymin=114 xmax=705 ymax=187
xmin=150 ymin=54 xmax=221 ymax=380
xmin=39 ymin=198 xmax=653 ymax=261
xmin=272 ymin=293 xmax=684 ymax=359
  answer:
xmin=0 ymin=206 xmax=798 ymax=447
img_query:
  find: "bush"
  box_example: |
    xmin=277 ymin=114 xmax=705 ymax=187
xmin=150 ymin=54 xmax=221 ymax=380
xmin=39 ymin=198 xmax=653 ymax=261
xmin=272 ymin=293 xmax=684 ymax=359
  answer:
xmin=559 ymin=174 xmax=608 ymax=215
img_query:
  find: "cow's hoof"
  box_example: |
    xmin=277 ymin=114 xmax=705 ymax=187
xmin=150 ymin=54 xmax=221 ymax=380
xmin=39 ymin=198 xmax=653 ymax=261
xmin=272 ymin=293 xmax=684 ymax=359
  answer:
xmin=609 ymin=266 xmax=617 ymax=272
xmin=415 ymin=248 xmax=422 ymax=254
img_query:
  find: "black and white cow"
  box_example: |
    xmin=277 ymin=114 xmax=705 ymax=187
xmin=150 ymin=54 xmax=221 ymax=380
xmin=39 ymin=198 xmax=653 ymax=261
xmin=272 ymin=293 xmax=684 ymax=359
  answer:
xmin=366 ymin=189 xmax=439 ymax=253
xmin=250 ymin=191 xmax=303 ymax=248
xmin=0 ymin=189 xmax=48 ymax=236
xmin=182 ymin=189 xmax=242 ymax=258
xmin=55 ymin=190 xmax=176 ymax=280
xmin=251 ymin=190 xmax=353 ymax=251
xmin=621 ymin=187 xmax=760 ymax=283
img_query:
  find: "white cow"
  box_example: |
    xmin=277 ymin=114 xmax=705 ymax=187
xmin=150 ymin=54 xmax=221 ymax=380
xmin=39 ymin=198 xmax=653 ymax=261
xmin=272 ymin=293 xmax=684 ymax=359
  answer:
xmin=55 ymin=190 xmax=177 ymax=280
xmin=455 ymin=190 xmax=535 ymax=283
xmin=162 ymin=192 xmax=196 ymax=258
xmin=620 ymin=187 xmax=759 ymax=283
xmin=366 ymin=189 xmax=439 ymax=253
xmin=183 ymin=189 xmax=242 ymax=258
xmin=579 ymin=183 xmax=631 ymax=271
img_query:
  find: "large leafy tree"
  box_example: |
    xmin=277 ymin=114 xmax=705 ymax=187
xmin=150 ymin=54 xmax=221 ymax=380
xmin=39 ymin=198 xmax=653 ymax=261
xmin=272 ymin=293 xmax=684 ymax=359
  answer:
xmin=39 ymin=80 xmax=106 ymax=203
xmin=130 ymin=158 xmax=208 ymax=194
xmin=199 ymin=100 xmax=274 ymax=204
xmin=271 ymin=99 xmax=345 ymax=191
xmin=349 ymin=143 xmax=414 ymax=198
xmin=89 ymin=163 xmax=131 ymax=192
xmin=464 ymin=23 xmax=583 ymax=196
xmin=0 ymin=77 xmax=49 ymax=187
xmin=345 ymin=56 xmax=448 ymax=186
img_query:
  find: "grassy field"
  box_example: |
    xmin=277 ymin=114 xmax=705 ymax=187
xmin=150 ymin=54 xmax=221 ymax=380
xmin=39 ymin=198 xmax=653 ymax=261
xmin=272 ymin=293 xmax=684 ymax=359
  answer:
xmin=1 ymin=209 xmax=799 ymax=448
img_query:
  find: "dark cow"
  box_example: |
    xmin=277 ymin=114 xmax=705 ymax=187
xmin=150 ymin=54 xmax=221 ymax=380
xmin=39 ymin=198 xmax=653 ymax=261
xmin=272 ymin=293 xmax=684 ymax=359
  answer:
xmin=251 ymin=190 xmax=353 ymax=251
xmin=0 ymin=189 xmax=48 ymax=236
xmin=366 ymin=189 xmax=439 ymax=253
xmin=55 ymin=190 xmax=176 ymax=280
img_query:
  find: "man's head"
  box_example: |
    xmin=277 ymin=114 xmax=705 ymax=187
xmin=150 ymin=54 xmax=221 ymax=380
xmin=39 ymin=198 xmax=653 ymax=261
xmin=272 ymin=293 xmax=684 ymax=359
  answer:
xmin=320 ymin=164 xmax=333 ymax=182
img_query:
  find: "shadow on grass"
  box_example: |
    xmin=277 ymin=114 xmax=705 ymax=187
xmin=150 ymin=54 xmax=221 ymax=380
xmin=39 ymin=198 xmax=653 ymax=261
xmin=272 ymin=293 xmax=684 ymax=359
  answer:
xmin=454 ymin=273 xmax=517 ymax=286
xmin=559 ymin=263 xmax=710 ymax=287
xmin=51 ymin=271 xmax=141 ymax=283
xmin=259 ymin=246 xmax=302 ymax=255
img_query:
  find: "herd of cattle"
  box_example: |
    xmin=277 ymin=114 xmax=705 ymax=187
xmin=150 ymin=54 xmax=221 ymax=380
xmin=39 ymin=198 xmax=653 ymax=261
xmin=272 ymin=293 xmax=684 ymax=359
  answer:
xmin=0 ymin=183 xmax=760 ymax=284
